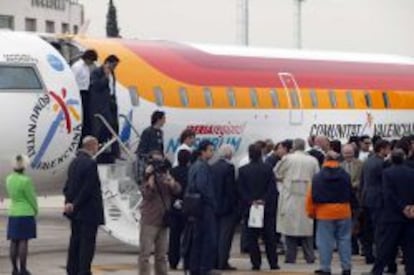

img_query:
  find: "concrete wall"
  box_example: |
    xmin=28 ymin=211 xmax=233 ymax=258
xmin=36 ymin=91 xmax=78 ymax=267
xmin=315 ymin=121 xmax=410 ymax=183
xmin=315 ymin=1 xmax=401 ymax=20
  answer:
xmin=0 ymin=0 xmax=83 ymax=34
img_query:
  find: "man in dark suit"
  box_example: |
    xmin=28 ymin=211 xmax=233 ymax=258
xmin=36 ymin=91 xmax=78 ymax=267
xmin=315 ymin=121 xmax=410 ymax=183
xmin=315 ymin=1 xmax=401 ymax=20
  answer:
xmin=360 ymin=139 xmax=390 ymax=264
xmin=211 ymin=144 xmax=238 ymax=270
xmin=89 ymin=55 xmax=120 ymax=162
xmin=63 ymin=136 xmax=104 ymax=275
xmin=369 ymin=149 xmax=414 ymax=275
xmin=186 ymin=140 xmax=218 ymax=275
xmin=238 ymin=143 xmax=279 ymax=271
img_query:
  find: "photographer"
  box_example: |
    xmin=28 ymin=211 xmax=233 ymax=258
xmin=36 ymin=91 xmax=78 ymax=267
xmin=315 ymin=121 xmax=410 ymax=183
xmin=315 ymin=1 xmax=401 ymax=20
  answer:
xmin=139 ymin=151 xmax=181 ymax=275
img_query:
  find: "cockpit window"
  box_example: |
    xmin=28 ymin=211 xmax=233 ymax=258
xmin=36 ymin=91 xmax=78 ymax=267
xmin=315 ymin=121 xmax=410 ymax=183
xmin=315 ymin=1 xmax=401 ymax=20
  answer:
xmin=0 ymin=65 xmax=43 ymax=90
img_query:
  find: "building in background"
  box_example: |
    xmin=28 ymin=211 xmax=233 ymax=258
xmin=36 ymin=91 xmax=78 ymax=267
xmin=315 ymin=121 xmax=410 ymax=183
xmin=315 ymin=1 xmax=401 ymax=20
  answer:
xmin=0 ymin=0 xmax=83 ymax=34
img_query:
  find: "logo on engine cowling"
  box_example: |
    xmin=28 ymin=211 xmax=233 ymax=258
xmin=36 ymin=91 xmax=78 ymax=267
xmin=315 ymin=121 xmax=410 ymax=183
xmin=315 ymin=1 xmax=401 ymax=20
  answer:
xmin=27 ymin=88 xmax=82 ymax=170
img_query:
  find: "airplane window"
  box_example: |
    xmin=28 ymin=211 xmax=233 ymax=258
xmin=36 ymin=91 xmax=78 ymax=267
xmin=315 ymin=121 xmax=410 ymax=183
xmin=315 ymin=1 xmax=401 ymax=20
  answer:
xmin=128 ymin=86 xmax=139 ymax=106
xmin=346 ymin=90 xmax=354 ymax=108
xmin=227 ymin=88 xmax=236 ymax=107
xmin=249 ymin=88 xmax=259 ymax=107
xmin=270 ymin=89 xmax=279 ymax=108
xmin=310 ymin=89 xmax=318 ymax=108
xmin=382 ymin=91 xmax=390 ymax=108
xmin=289 ymin=89 xmax=300 ymax=108
xmin=364 ymin=91 xmax=372 ymax=108
xmin=179 ymin=87 xmax=189 ymax=107
xmin=203 ymin=87 xmax=213 ymax=107
xmin=153 ymin=86 xmax=164 ymax=106
xmin=329 ymin=90 xmax=337 ymax=108
xmin=0 ymin=65 xmax=42 ymax=90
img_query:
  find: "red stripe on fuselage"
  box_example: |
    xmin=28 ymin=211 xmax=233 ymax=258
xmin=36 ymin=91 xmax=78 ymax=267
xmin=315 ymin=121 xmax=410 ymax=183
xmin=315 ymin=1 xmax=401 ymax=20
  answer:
xmin=50 ymin=91 xmax=72 ymax=133
xmin=121 ymin=40 xmax=414 ymax=90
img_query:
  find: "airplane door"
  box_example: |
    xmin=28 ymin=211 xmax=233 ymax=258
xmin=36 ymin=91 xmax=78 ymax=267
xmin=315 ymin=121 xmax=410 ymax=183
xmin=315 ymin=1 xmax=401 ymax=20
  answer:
xmin=278 ymin=72 xmax=303 ymax=125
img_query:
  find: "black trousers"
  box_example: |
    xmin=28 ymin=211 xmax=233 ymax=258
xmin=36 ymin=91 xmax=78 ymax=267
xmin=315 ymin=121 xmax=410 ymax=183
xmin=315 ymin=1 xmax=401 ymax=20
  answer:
xmin=285 ymin=236 xmax=315 ymax=263
xmin=189 ymin=208 xmax=217 ymax=275
xmin=66 ymin=220 xmax=98 ymax=275
xmin=216 ymin=212 xmax=238 ymax=269
xmin=371 ymin=222 xmax=414 ymax=275
xmin=404 ymin=223 xmax=414 ymax=275
xmin=168 ymin=212 xmax=186 ymax=268
xmin=360 ymin=207 xmax=375 ymax=261
xmin=80 ymin=90 xmax=91 ymax=140
xmin=245 ymin=212 xmax=278 ymax=269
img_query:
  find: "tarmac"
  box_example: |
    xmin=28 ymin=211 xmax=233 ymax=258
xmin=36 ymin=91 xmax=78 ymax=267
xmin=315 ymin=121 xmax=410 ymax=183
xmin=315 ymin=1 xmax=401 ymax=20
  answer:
xmin=0 ymin=200 xmax=403 ymax=275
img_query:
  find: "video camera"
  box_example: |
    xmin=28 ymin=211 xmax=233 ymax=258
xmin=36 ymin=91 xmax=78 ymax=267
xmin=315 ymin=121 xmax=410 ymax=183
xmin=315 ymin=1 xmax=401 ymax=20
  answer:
xmin=147 ymin=158 xmax=170 ymax=174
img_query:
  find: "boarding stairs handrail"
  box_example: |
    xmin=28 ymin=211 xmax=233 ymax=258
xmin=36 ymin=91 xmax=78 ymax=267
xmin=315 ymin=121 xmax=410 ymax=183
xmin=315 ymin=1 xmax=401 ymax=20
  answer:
xmin=92 ymin=114 xmax=135 ymax=161
xmin=119 ymin=113 xmax=141 ymax=149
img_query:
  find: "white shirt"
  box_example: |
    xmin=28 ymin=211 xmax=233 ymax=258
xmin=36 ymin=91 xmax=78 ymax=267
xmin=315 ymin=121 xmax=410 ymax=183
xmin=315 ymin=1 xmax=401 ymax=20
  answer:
xmin=359 ymin=151 xmax=370 ymax=162
xmin=173 ymin=143 xmax=193 ymax=167
xmin=71 ymin=59 xmax=91 ymax=91
xmin=109 ymin=73 xmax=115 ymax=96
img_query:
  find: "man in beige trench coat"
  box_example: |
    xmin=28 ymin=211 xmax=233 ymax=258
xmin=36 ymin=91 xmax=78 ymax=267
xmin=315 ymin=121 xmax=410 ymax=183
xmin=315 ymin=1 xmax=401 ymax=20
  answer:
xmin=274 ymin=138 xmax=320 ymax=264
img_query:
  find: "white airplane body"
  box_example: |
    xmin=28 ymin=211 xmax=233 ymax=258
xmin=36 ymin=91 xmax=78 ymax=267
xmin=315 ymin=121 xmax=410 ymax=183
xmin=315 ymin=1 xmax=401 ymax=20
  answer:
xmin=1 ymin=31 xmax=413 ymax=245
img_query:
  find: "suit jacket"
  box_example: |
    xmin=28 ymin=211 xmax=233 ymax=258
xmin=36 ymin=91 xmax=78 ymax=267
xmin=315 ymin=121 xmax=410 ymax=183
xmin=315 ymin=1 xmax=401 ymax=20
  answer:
xmin=308 ymin=148 xmax=325 ymax=167
xmin=341 ymin=159 xmax=363 ymax=189
xmin=238 ymin=160 xmax=277 ymax=215
xmin=265 ymin=154 xmax=280 ymax=168
xmin=89 ymin=66 xmax=118 ymax=127
xmin=406 ymin=156 xmax=414 ymax=169
xmin=381 ymin=164 xmax=414 ymax=223
xmin=89 ymin=67 xmax=115 ymax=119
xmin=211 ymin=159 xmax=237 ymax=216
xmin=361 ymin=154 xmax=385 ymax=209
xmin=63 ymin=150 xmax=104 ymax=225
xmin=188 ymin=159 xmax=217 ymax=211
xmin=136 ymin=126 xmax=164 ymax=156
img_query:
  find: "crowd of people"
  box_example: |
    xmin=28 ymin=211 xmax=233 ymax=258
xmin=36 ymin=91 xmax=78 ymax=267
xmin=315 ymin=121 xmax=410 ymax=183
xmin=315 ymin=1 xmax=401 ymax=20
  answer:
xmin=3 ymin=50 xmax=414 ymax=275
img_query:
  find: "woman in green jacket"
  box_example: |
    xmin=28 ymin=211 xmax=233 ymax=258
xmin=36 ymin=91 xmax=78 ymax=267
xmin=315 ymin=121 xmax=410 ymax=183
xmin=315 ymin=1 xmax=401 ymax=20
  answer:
xmin=6 ymin=155 xmax=38 ymax=275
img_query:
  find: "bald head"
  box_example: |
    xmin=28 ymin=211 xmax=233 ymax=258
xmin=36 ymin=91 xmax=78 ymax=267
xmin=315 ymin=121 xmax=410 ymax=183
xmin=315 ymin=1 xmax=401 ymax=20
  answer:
xmin=342 ymin=144 xmax=355 ymax=162
xmin=315 ymin=136 xmax=330 ymax=152
xmin=82 ymin=136 xmax=99 ymax=155
xmin=218 ymin=144 xmax=234 ymax=160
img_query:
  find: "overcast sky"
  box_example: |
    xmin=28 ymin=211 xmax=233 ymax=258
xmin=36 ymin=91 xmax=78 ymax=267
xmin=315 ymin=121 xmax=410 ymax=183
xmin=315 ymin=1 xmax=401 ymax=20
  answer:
xmin=80 ymin=0 xmax=414 ymax=56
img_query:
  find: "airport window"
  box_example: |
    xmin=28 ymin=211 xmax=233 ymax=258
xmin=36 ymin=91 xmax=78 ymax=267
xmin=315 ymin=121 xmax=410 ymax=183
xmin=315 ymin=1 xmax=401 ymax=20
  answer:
xmin=364 ymin=91 xmax=372 ymax=108
xmin=0 ymin=15 xmax=14 ymax=30
xmin=73 ymin=25 xmax=79 ymax=34
xmin=203 ymin=87 xmax=213 ymax=107
xmin=289 ymin=89 xmax=300 ymax=108
xmin=25 ymin=18 xmax=37 ymax=32
xmin=329 ymin=90 xmax=337 ymax=108
xmin=45 ymin=20 xmax=55 ymax=33
xmin=153 ymin=86 xmax=164 ymax=106
xmin=179 ymin=87 xmax=189 ymax=107
xmin=249 ymin=88 xmax=259 ymax=107
xmin=62 ymin=23 xmax=70 ymax=34
xmin=128 ymin=86 xmax=139 ymax=106
xmin=310 ymin=89 xmax=318 ymax=108
xmin=346 ymin=90 xmax=354 ymax=108
xmin=227 ymin=88 xmax=236 ymax=107
xmin=0 ymin=66 xmax=42 ymax=90
xmin=382 ymin=91 xmax=390 ymax=108
xmin=269 ymin=89 xmax=280 ymax=108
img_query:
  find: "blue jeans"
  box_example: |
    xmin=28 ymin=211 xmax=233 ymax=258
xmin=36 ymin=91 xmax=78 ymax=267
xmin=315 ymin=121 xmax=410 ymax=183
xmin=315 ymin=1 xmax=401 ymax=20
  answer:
xmin=316 ymin=219 xmax=352 ymax=272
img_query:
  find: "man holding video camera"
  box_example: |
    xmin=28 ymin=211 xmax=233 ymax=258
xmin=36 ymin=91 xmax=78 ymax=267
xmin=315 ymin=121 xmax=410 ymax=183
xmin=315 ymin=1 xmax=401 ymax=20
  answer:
xmin=139 ymin=150 xmax=181 ymax=275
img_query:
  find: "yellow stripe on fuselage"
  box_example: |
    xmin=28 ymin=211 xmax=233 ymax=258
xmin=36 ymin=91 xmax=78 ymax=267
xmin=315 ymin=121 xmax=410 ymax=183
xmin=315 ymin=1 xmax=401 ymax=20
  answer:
xmin=74 ymin=37 xmax=414 ymax=110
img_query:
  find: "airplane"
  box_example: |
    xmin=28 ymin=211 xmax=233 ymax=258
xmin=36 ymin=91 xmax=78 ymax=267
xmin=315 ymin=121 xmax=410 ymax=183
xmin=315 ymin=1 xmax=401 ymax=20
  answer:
xmin=1 ymin=31 xmax=413 ymax=246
